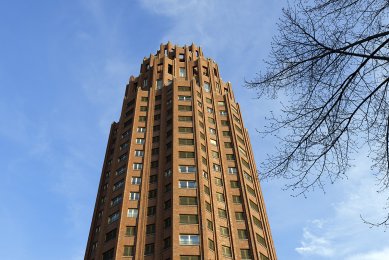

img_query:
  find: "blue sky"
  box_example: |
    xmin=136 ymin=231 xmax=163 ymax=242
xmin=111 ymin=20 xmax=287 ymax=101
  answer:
xmin=0 ymin=1 xmax=388 ymax=259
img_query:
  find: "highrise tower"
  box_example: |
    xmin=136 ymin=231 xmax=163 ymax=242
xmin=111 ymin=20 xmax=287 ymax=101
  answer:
xmin=85 ymin=43 xmax=277 ymax=260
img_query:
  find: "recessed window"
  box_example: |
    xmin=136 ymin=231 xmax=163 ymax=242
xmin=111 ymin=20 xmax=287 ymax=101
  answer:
xmin=211 ymin=151 xmax=219 ymax=158
xmin=220 ymin=111 xmax=228 ymax=116
xmin=123 ymin=245 xmax=134 ymax=257
xmin=180 ymin=256 xmax=200 ymax=260
xmin=110 ymin=194 xmax=122 ymax=207
xmin=179 ymin=234 xmax=200 ymax=245
xmin=228 ymin=167 xmax=238 ymax=174
xmin=225 ymin=142 xmax=233 ymax=148
xmin=220 ymin=226 xmax=229 ymax=237
xmin=149 ymin=175 xmax=158 ymax=183
xmin=241 ymin=249 xmax=252 ymax=259
xmin=223 ymin=131 xmax=231 ymax=136
xmin=209 ymin=128 xmax=216 ymax=135
xmin=226 ymin=154 xmax=235 ymax=160
xmin=179 ymin=116 xmax=192 ymax=121
xmin=253 ymin=216 xmax=263 ymax=229
xmin=231 ymin=181 xmax=240 ymax=188
xmin=116 ymin=166 xmax=126 ymax=176
xmin=204 ymin=82 xmax=211 ymax=92
xmin=179 ymin=67 xmax=186 ymax=77
xmin=208 ymin=239 xmax=215 ymax=251
xmin=178 ymin=86 xmax=191 ymax=91
xmin=238 ymin=229 xmax=248 ymax=239
xmin=215 ymin=177 xmax=223 ymax=186
xmin=218 ymin=208 xmax=227 ymax=218
xmin=207 ymin=107 xmax=214 ymax=114
xmin=129 ymin=192 xmax=140 ymax=200
xmin=236 ymin=212 xmax=245 ymax=221
xmin=147 ymin=206 xmax=156 ymax=216
xmin=141 ymin=97 xmax=148 ymax=102
xmin=156 ymin=79 xmax=163 ymax=90
xmin=249 ymin=200 xmax=259 ymax=212
xmin=148 ymin=189 xmax=157 ymax=199
xmin=207 ymin=219 xmax=213 ymax=231
xmin=179 ymin=138 xmax=195 ymax=145
xmin=213 ymin=164 xmax=221 ymax=172
xmin=178 ymin=105 xmax=192 ymax=111
xmin=206 ymin=201 xmax=212 ymax=211
xmin=103 ymin=248 xmax=114 ymax=260
xmin=108 ymin=211 xmax=120 ymax=224
xmin=178 ymin=95 xmax=192 ymax=101
xmin=127 ymin=208 xmax=138 ymax=218
xmin=178 ymin=165 xmax=196 ymax=173
xmin=125 ymin=226 xmax=136 ymax=236
xmin=131 ymin=177 xmax=141 ymax=185
xmin=179 ymin=214 xmax=199 ymax=224
xmin=137 ymin=127 xmax=146 ymax=133
xmin=222 ymin=246 xmax=232 ymax=257
xmin=179 ymin=151 xmax=195 ymax=158
xmin=113 ymin=179 xmax=124 ymax=191
xmin=136 ymin=138 xmax=145 ymax=144
xmin=140 ymin=106 xmax=147 ymax=111
xmin=133 ymin=163 xmax=143 ymax=170
xmin=179 ymin=180 xmax=197 ymax=189
xmin=146 ymin=224 xmax=156 ymax=235
xmin=208 ymin=117 xmax=215 ymax=124
xmin=257 ymin=233 xmax=267 ymax=248
xmin=244 ymin=171 xmax=253 ymax=182
xmin=105 ymin=228 xmax=117 ymax=242
xmin=145 ymin=243 xmax=154 ymax=255
xmin=204 ymin=185 xmax=210 ymax=195
xmin=247 ymin=185 xmax=256 ymax=197
xmin=179 ymin=196 xmax=198 ymax=205
xmin=135 ymin=150 xmax=144 ymax=157
xmin=179 ymin=127 xmax=193 ymax=133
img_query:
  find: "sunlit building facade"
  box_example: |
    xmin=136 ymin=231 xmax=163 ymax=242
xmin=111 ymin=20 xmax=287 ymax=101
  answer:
xmin=85 ymin=43 xmax=277 ymax=260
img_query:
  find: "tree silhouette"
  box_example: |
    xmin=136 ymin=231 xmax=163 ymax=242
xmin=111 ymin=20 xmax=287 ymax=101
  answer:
xmin=247 ymin=0 xmax=389 ymax=226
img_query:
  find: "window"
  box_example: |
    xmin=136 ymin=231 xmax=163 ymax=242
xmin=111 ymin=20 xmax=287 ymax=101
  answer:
xmin=260 ymin=253 xmax=270 ymax=260
xmin=154 ymin=104 xmax=161 ymax=111
xmin=111 ymin=194 xmax=122 ymax=207
xmin=139 ymin=116 xmax=147 ymax=122
xmin=129 ymin=192 xmax=140 ymax=200
xmin=213 ymin=164 xmax=221 ymax=172
xmin=145 ymin=243 xmax=154 ymax=255
xmin=136 ymin=138 xmax=145 ymax=144
xmin=152 ymin=136 xmax=160 ymax=143
xmin=178 ymin=105 xmax=192 ymax=111
xmin=201 ymin=144 xmax=206 ymax=151
xmin=113 ymin=179 xmax=124 ymax=191
xmin=179 ymin=151 xmax=195 ymax=158
xmin=146 ymin=224 xmax=156 ymax=235
xmin=151 ymin=160 xmax=159 ymax=168
xmin=241 ymin=249 xmax=252 ymax=259
xmin=247 ymin=185 xmax=256 ymax=197
xmin=242 ymin=159 xmax=250 ymax=169
xmin=164 ymin=237 xmax=171 ymax=249
xmin=208 ymin=117 xmax=215 ymax=124
xmin=108 ymin=212 xmax=120 ymax=224
xmin=156 ymin=79 xmax=163 ymax=90
xmin=206 ymin=98 xmax=212 ymax=104
xmin=207 ymin=219 xmax=213 ymax=231
xmin=228 ymin=167 xmax=238 ymax=174
xmin=148 ymin=189 xmax=157 ymax=199
xmin=223 ymin=131 xmax=231 ymax=136
xmin=202 ymin=156 xmax=207 ymax=165
xmin=179 ymin=67 xmax=186 ymax=77
xmin=122 ymin=130 xmax=131 ymax=138
xmin=253 ymin=216 xmax=263 ymax=229
xmin=236 ymin=212 xmax=245 ymax=221
xmin=137 ymin=127 xmax=146 ymax=133
xmin=105 ymin=228 xmax=117 ymax=242
xmin=154 ymin=114 xmax=161 ymax=120
xmin=209 ymin=128 xmax=216 ymax=135
xmin=220 ymin=111 xmax=228 ymax=116
xmin=238 ymin=229 xmax=248 ymax=239
xmin=116 ymin=166 xmax=126 ymax=176
xmin=231 ymin=181 xmax=240 ymax=188
xmin=179 ymin=196 xmax=198 ymax=205
xmin=179 ymin=235 xmax=200 ymax=245
xmin=206 ymin=201 xmax=212 ymax=211
xmin=204 ymin=185 xmax=210 ymax=195
xmin=164 ymin=218 xmax=171 ymax=228
xmin=178 ymin=95 xmax=192 ymax=101
xmin=210 ymin=139 xmax=217 ymax=146
xmin=127 ymin=208 xmax=138 ymax=218
xmin=179 ymin=127 xmax=193 ymax=133
xmin=179 ymin=116 xmax=192 ymax=121
xmin=207 ymin=107 xmax=214 ymax=114
xmin=220 ymin=226 xmax=229 ymax=237
xmin=221 ymin=120 xmax=229 ymax=126
xmin=118 ymin=153 xmax=127 ymax=162
xmin=179 ymin=214 xmax=199 ymax=224
xmin=103 ymin=248 xmax=114 ymax=260
xmin=208 ymin=239 xmax=215 ymax=251
xmin=211 ymin=151 xmax=219 ymax=158
xmin=218 ymin=208 xmax=227 ymax=218
xmin=225 ymin=142 xmax=233 ymax=148
xmin=149 ymin=175 xmax=158 ymax=183
xmin=222 ymin=246 xmax=232 ymax=257
xmin=133 ymin=163 xmax=143 ymax=170
xmin=257 ymin=233 xmax=267 ymax=247
xmin=178 ymin=86 xmax=191 ymax=91
xmin=143 ymin=78 xmax=148 ymax=87
xmin=120 ymin=142 xmax=129 ymax=150
xmin=125 ymin=226 xmax=136 ymax=236
xmin=179 ymin=180 xmax=197 ymax=189
xmin=147 ymin=206 xmax=156 ymax=216
xmin=179 ymin=165 xmax=196 ymax=173
xmin=179 ymin=138 xmax=194 ymax=145
xmin=215 ymin=177 xmax=223 ymax=186
xmin=140 ymin=106 xmax=148 ymax=111
xmin=226 ymin=154 xmax=235 ymax=160
xmin=123 ymin=245 xmax=134 ymax=257
xmin=168 ymin=64 xmax=173 ymax=74
xmin=204 ymin=82 xmax=211 ymax=92
xmin=244 ymin=171 xmax=253 ymax=182
xmin=250 ymin=200 xmax=259 ymax=212
xmin=180 ymin=256 xmax=200 ymax=260
xmin=165 ymin=183 xmax=172 ymax=192
xmin=152 ymin=148 xmax=159 ymax=155
xmin=141 ymin=97 xmax=148 ymax=102
xmin=202 ymin=171 xmax=209 ymax=179
xmin=135 ymin=150 xmax=144 ymax=157
xmin=131 ymin=177 xmax=141 ymax=185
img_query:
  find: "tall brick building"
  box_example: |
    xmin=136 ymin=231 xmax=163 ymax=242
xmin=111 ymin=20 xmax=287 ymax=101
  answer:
xmin=85 ymin=43 xmax=277 ymax=260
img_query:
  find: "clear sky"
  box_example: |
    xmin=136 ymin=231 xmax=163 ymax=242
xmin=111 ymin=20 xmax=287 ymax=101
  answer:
xmin=0 ymin=1 xmax=388 ymax=259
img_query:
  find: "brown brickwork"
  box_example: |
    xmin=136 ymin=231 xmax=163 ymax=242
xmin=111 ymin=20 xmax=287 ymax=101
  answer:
xmin=85 ymin=43 xmax=277 ymax=260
